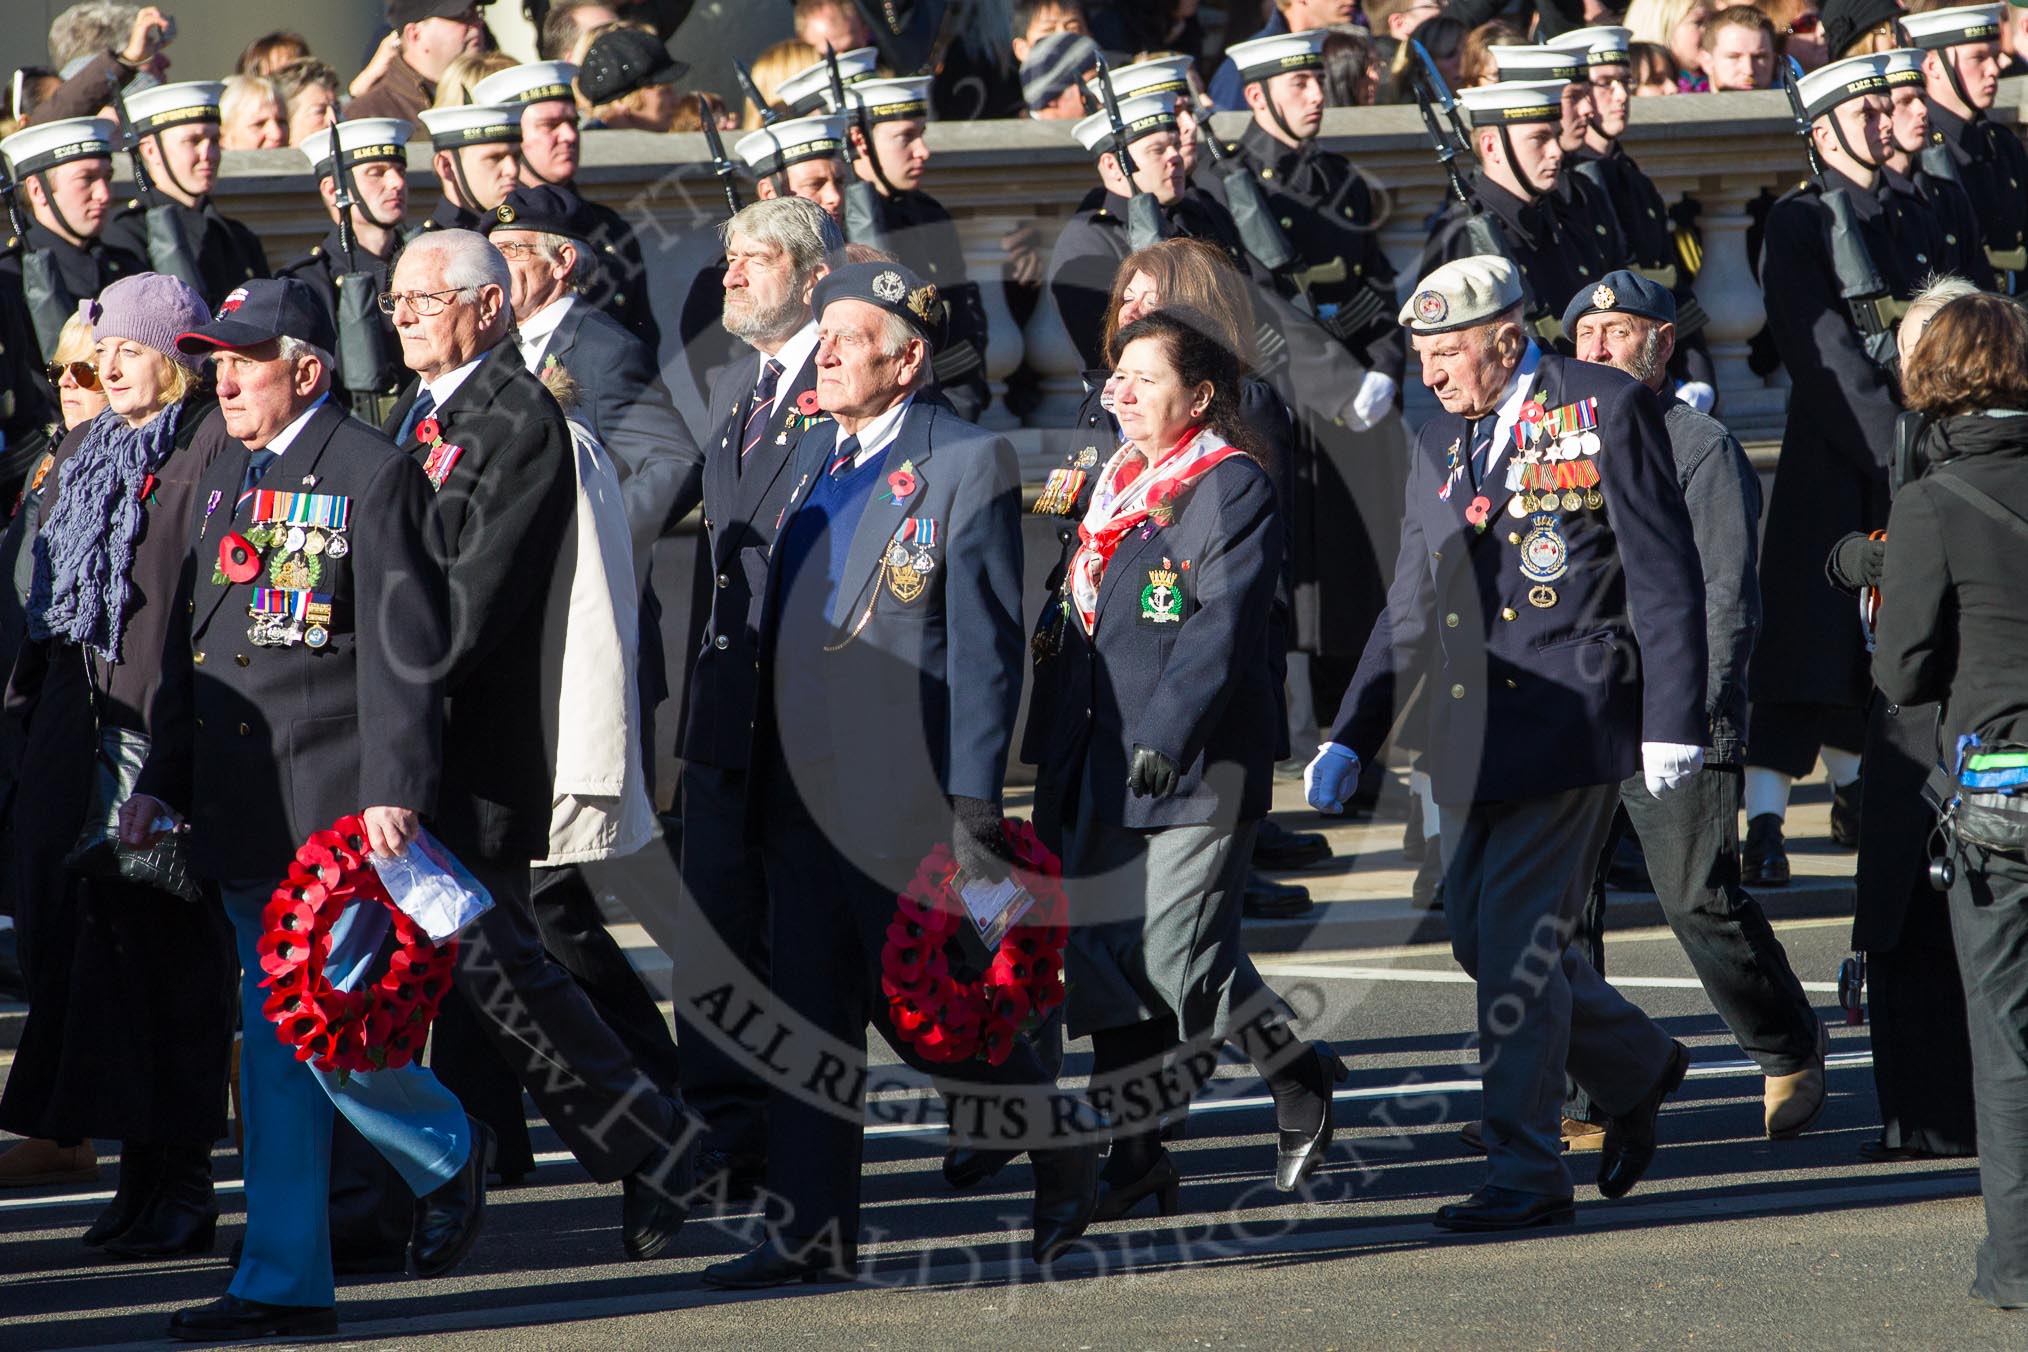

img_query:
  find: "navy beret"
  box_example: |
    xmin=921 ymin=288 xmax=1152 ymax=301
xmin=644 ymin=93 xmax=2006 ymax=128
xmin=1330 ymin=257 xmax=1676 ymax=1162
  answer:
xmin=1560 ymin=268 xmax=1675 ymax=339
xmin=812 ymin=261 xmax=945 ymax=347
xmin=486 ymin=183 xmax=597 ymax=244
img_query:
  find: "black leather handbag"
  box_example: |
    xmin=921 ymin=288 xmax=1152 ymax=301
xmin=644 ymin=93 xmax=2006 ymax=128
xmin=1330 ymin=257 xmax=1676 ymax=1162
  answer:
xmin=64 ymin=673 xmax=202 ymax=903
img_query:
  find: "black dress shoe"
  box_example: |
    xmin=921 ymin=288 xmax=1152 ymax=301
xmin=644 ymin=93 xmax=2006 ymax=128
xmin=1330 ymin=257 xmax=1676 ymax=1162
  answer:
xmin=1092 ymin=1146 xmax=1181 ymax=1222
xmin=1030 ymin=1137 xmax=1103 ymax=1264
xmin=1253 ymin=819 xmax=1333 ymax=870
xmin=1275 ymin=1043 xmax=1350 ymax=1191
xmin=1242 ymin=871 xmax=1313 ymax=920
xmin=943 ymin=1145 xmax=1019 ymax=1191
xmin=82 ymin=1144 xmax=162 ymax=1249
xmin=1830 ymin=777 xmax=1862 ymax=849
xmin=1742 ymin=813 xmax=1791 ymax=887
xmin=695 ymin=1148 xmax=766 ymax=1202
xmin=102 ymin=1144 xmax=217 ymax=1260
xmin=622 ymin=1134 xmax=697 ymax=1261
xmin=168 ymin=1294 xmax=337 ymax=1341
xmin=1597 ymin=1042 xmax=1689 ymax=1200
xmin=700 ymin=1237 xmax=855 ymax=1288
xmin=411 ymin=1119 xmax=492 ymax=1279
xmin=1432 ymin=1185 xmax=1576 ymax=1232
xmin=1857 ymin=1138 xmax=1973 ymax=1163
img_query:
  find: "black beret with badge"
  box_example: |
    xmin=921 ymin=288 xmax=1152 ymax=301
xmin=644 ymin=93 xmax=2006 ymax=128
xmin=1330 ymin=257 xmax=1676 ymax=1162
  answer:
xmin=485 ymin=183 xmax=598 ymax=244
xmin=1559 ymin=268 xmax=1677 ymax=339
xmin=813 ymin=261 xmax=946 ymax=348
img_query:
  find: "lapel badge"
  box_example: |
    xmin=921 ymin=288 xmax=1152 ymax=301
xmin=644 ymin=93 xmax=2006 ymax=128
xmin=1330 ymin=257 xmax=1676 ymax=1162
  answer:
xmin=1139 ymin=568 xmax=1182 ymax=624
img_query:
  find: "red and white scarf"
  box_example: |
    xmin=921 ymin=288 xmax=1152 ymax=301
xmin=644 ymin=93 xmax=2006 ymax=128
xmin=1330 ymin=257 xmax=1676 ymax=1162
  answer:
xmin=1067 ymin=425 xmax=1244 ymax=634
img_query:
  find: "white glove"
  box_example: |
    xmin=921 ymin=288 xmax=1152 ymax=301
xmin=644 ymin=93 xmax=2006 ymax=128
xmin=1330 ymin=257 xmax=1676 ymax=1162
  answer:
xmin=1349 ymin=370 xmax=1399 ymax=431
xmin=1304 ymin=742 xmax=1361 ymax=813
xmin=1675 ymin=380 xmax=1716 ymax=414
xmin=1642 ymin=742 xmax=1705 ymax=799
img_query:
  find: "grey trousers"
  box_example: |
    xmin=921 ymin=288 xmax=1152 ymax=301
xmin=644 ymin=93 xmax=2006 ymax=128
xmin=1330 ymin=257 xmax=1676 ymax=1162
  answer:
xmin=1441 ymin=784 xmax=1678 ymax=1198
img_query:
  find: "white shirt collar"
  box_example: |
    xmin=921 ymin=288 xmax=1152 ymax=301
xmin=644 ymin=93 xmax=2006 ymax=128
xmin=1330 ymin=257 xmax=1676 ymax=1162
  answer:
xmin=262 ymin=392 xmax=331 ymax=457
xmin=515 ymin=294 xmax=576 ymax=369
xmin=760 ymin=322 xmax=820 ymax=405
xmin=1482 ymin=342 xmax=1544 ymax=477
xmin=423 ymin=351 xmax=489 ymax=412
xmin=844 ymin=392 xmax=914 ymax=468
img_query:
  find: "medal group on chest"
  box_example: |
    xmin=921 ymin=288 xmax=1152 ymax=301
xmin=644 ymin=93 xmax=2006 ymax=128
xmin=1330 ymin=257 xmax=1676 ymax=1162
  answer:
xmin=1443 ymin=394 xmax=1606 ymax=611
xmin=209 ymin=485 xmax=353 ymax=650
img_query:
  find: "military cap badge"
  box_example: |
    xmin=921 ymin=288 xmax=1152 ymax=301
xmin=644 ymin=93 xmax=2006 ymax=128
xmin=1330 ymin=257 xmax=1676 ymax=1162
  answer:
xmin=1413 ymin=289 xmax=1449 ymax=325
xmin=495 ymin=203 xmax=516 ymax=223
xmin=907 ymin=284 xmax=941 ymax=325
xmin=873 ymin=270 xmax=907 ymax=302
xmin=1590 ymin=282 xmax=1616 ymax=310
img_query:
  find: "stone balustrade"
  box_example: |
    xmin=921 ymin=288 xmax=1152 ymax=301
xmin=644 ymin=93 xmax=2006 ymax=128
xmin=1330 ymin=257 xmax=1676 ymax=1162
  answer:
xmin=192 ymin=85 xmax=2027 ymax=468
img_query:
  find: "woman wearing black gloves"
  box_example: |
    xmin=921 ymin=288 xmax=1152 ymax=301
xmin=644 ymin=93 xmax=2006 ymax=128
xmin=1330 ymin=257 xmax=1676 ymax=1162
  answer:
xmin=1870 ymin=291 xmax=2028 ymax=1311
xmin=1029 ymin=307 xmax=1343 ymax=1220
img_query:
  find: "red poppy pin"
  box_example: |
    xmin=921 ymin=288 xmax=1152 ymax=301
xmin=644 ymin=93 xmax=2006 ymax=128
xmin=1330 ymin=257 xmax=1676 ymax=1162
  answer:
xmin=888 ymin=461 xmax=918 ymax=501
xmin=1519 ymin=400 xmax=1545 ymax=426
xmin=796 ymin=389 xmax=821 ymax=416
xmin=1465 ymin=495 xmax=1491 ymax=528
xmin=414 ymin=417 xmax=441 ymax=446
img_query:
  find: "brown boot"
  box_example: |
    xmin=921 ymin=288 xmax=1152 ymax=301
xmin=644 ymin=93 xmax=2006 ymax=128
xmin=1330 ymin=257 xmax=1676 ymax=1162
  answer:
xmin=1765 ymin=1022 xmax=1830 ymax=1139
xmin=0 ymin=1138 xmax=98 ymax=1187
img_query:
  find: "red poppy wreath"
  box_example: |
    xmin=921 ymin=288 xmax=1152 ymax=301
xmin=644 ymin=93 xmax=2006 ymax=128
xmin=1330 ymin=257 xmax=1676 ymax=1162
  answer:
xmin=880 ymin=818 xmax=1069 ymax=1066
xmin=257 ymin=816 xmax=457 ymax=1077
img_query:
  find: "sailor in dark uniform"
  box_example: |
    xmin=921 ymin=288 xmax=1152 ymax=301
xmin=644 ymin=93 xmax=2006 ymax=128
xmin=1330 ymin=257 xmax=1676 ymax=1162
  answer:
xmin=412 ymin=104 xmax=524 ymax=236
xmin=472 ymin=61 xmax=661 ymax=349
xmin=1308 ymin=254 xmax=1707 ymax=1232
xmin=1419 ymin=78 xmax=1623 ymax=351
xmin=99 ymin=81 xmax=268 ymax=307
xmin=1046 ymin=92 xmax=1246 ymax=372
xmin=829 ymin=76 xmax=993 ymax=419
xmin=0 ymin=117 xmax=143 ymax=478
xmin=1742 ymin=55 xmax=1953 ymax=882
xmin=1548 ymin=25 xmax=1720 ymax=403
xmin=1879 ymin=47 xmax=1997 ymax=290
xmin=275 ymin=119 xmax=413 ymax=418
xmin=1905 ymin=2 xmax=2028 ymax=295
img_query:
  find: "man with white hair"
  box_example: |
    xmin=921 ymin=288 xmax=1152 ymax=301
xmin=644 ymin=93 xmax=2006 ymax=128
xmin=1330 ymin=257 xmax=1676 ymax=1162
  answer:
xmin=376 ymin=228 xmax=701 ymax=1261
xmin=1307 ymin=254 xmax=1706 ymax=1232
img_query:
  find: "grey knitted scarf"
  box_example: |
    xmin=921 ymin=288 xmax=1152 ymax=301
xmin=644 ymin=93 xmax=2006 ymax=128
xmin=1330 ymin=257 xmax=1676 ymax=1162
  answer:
xmin=28 ymin=401 xmax=184 ymax=663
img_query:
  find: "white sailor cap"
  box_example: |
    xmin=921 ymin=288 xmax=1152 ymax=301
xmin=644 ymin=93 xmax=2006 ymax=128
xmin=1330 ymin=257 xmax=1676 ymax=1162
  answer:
xmin=1879 ymin=47 xmax=1927 ymax=86
xmin=1900 ymin=3 xmax=2006 ymax=49
xmin=300 ymin=118 xmax=412 ymax=179
xmin=471 ymin=61 xmax=579 ymax=109
xmin=1795 ymin=53 xmax=1889 ymax=120
xmin=1489 ymin=45 xmax=1587 ymax=84
xmin=122 ymin=80 xmax=224 ymax=135
xmin=418 ymin=103 xmax=524 ymax=150
xmin=736 ymin=114 xmax=848 ymax=176
xmin=1457 ymin=79 xmax=1568 ymax=126
xmin=1546 ymin=25 xmax=1634 ymax=68
xmin=1225 ymin=30 xmax=1327 ymax=85
xmin=838 ymin=76 xmax=932 ymax=123
xmin=1089 ymin=55 xmax=1194 ymax=103
xmin=1400 ymin=255 xmax=1525 ymax=335
xmin=778 ymin=47 xmax=879 ymax=117
xmin=1 ymin=116 xmax=116 ymax=177
xmin=1073 ymin=93 xmax=1179 ymax=155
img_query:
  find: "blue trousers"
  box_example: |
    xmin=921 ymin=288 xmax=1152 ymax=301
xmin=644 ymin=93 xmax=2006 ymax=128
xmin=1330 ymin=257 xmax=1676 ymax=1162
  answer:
xmin=222 ymin=881 xmax=470 ymax=1308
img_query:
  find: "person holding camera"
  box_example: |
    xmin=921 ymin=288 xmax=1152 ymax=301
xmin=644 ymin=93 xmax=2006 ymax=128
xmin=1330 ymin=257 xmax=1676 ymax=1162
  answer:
xmin=1870 ymin=289 xmax=2028 ymax=1312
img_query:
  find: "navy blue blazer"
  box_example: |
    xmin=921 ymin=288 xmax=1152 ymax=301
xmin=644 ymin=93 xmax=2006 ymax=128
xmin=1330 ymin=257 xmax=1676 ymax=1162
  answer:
xmin=757 ymin=397 xmax=1024 ymax=861
xmin=1032 ymin=451 xmax=1283 ymax=829
xmin=680 ymin=345 xmax=827 ymax=772
xmin=1331 ymin=353 xmax=1707 ymax=804
xmin=139 ymin=401 xmax=448 ymax=883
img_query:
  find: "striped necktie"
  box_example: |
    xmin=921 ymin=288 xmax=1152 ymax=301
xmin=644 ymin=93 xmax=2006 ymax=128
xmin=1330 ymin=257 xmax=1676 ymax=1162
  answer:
xmin=396 ymin=387 xmax=436 ymax=446
xmin=740 ymin=359 xmax=785 ymax=460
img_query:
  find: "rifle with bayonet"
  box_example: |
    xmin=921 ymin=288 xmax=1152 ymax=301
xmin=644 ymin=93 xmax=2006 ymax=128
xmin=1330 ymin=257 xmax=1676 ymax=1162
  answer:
xmin=699 ymin=96 xmax=743 ymax=215
xmin=1090 ymin=50 xmax=1163 ymax=252
xmin=328 ymin=153 xmax=399 ymax=419
xmin=1781 ymin=57 xmax=1900 ymax=371
xmin=1194 ymin=122 xmax=1297 ymax=277
xmin=823 ymin=44 xmax=888 ymax=250
xmin=1407 ymin=40 xmax=1553 ymax=342
xmin=0 ymin=164 xmax=73 ymax=362
xmin=107 ymin=69 xmax=205 ymax=297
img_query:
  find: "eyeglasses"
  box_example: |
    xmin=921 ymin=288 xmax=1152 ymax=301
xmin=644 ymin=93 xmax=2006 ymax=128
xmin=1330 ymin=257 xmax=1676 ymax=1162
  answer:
xmin=1784 ymin=12 xmax=1821 ymax=35
xmin=45 ymin=360 xmax=98 ymax=389
xmin=493 ymin=241 xmax=543 ymax=260
xmin=375 ymin=286 xmax=472 ymax=317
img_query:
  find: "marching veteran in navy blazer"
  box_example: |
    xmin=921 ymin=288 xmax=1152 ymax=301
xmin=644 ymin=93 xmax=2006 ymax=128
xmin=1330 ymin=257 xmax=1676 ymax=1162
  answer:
xmin=122 ymin=278 xmax=485 ymax=1342
xmin=699 ymin=261 xmax=1102 ymax=1290
xmin=1306 ymin=255 xmax=1709 ymax=1233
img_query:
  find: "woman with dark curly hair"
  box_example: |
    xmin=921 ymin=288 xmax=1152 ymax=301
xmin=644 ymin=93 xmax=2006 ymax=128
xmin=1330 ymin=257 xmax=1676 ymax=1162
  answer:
xmin=1031 ymin=307 xmax=1344 ymax=1221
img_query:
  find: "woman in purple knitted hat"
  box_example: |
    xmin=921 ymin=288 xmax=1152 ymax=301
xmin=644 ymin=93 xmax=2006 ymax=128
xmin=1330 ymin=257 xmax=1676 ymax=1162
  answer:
xmin=0 ymin=272 xmax=238 ymax=1262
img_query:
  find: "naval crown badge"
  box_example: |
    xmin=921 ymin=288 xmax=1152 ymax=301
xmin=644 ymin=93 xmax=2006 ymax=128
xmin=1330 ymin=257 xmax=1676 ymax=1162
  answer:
xmin=1140 ymin=568 xmax=1182 ymax=623
xmin=873 ymin=270 xmax=907 ymax=302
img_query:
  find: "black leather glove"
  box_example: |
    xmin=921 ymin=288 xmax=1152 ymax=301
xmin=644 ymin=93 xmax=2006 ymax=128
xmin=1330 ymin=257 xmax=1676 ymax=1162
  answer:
xmin=1127 ymin=744 xmax=1180 ymax=799
xmin=950 ymin=794 xmax=1012 ymax=884
xmin=1831 ymin=532 xmax=1888 ymax=589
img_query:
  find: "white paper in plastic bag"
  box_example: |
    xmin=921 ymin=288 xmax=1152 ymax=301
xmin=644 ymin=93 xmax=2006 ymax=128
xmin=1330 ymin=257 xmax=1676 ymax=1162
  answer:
xmin=371 ymin=827 xmax=494 ymax=943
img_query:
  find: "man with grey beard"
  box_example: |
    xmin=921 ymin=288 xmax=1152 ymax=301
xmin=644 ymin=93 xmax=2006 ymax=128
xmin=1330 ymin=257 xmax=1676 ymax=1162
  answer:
xmin=1560 ymin=269 xmax=1829 ymax=1144
xmin=675 ymin=196 xmax=844 ymax=1199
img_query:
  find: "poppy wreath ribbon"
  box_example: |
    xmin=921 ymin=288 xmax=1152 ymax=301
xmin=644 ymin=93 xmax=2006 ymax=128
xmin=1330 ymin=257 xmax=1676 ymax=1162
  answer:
xmin=880 ymin=818 xmax=1070 ymax=1066
xmin=258 ymin=816 xmax=458 ymax=1079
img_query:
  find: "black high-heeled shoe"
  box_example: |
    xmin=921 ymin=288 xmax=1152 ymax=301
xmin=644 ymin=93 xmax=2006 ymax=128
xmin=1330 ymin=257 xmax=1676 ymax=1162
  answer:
xmin=83 ymin=1143 xmax=161 ymax=1249
xmin=103 ymin=1143 xmax=217 ymax=1260
xmin=1092 ymin=1146 xmax=1181 ymax=1222
xmin=1274 ymin=1043 xmax=1349 ymax=1192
